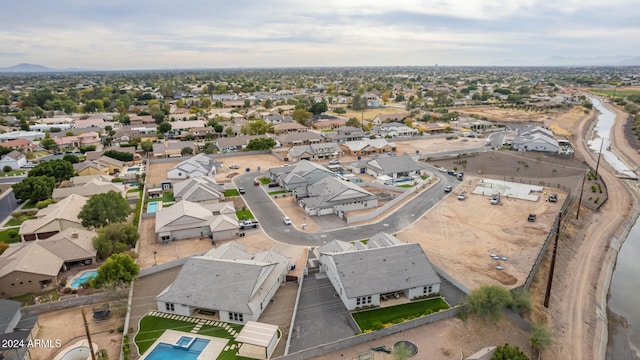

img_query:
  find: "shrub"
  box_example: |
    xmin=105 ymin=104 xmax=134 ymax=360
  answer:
xmin=3 ymin=165 xmax=12 ymax=173
xmin=7 ymin=230 xmax=19 ymax=242
xmin=36 ymin=198 xmax=56 ymax=209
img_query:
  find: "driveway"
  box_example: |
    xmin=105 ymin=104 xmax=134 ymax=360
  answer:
xmin=288 ymin=275 xmax=358 ymax=353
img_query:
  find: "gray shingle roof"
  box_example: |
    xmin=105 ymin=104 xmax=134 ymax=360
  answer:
xmin=367 ymin=154 xmax=422 ymax=174
xmin=323 ymin=242 xmax=440 ymax=298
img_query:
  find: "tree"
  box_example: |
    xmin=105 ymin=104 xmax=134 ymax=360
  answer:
xmin=63 ymin=154 xmax=80 ymax=164
xmin=203 ymin=142 xmax=216 ymax=154
xmin=91 ymin=253 xmax=139 ymax=288
xmin=157 ymin=121 xmax=172 ymax=135
xmin=246 ymin=138 xmax=276 ymax=150
xmin=345 ymin=117 xmax=361 ymax=128
xmin=78 ymin=191 xmax=132 ymax=228
xmin=351 ymin=93 xmax=367 ymax=110
xmin=491 ymin=343 xmax=529 ymax=360
xmin=292 ymin=109 xmax=312 ymax=125
xmin=12 ymin=176 xmax=56 ymax=202
xmin=39 ymin=138 xmax=58 ymax=151
xmin=508 ymin=289 xmax=532 ymax=316
xmin=391 ymin=342 xmax=413 ymax=360
xmin=140 ymin=140 xmax=154 ymax=154
xmin=28 ymin=159 xmax=74 ymax=183
xmin=529 ymin=323 xmax=552 ymax=358
xmin=103 ymin=150 xmax=134 ymax=162
xmin=309 ymin=101 xmax=328 ymax=115
xmin=466 ymin=284 xmax=512 ymax=322
xmin=181 ymin=147 xmax=193 ymax=155
xmin=92 ymin=223 xmax=139 ymax=259
xmin=0 ymin=145 xmax=11 ymax=157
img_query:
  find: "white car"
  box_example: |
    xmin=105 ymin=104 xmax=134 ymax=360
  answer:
xmin=283 ymin=216 xmax=292 ymax=225
xmin=438 ymin=167 xmax=447 ymax=172
xmin=329 ymin=159 xmax=340 ymax=165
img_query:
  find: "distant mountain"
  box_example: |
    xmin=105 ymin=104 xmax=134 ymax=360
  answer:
xmin=0 ymin=63 xmax=56 ymax=72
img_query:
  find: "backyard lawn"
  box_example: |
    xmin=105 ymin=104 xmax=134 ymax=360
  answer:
xmin=0 ymin=228 xmax=20 ymax=243
xmin=146 ymin=192 xmax=174 ymax=204
xmin=352 ymin=297 xmax=449 ymax=331
xmin=135 ymin=315 xmax=252 ymax=360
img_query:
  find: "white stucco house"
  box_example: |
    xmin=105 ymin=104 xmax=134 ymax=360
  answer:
xmin=365 ymin=154 xmax=425 ymax=181
xmin=167 ymin=153 xmax=219 ymax=179
xmin=296 ymin=176 xmax=378 ymax=216
xmin=268 ymin=160 xmax=334 ymax=191
xmin=318 ymin=232 xmax=441 ymax=310
xmin=172 ymin=177 xmax=225 ymax=204
xmin=0 ymin=150 xmax=26 ymax=170
xmin=155 ymin=242 xmax=290 ymax=324
xmin=511 ymin=126 xmax=559 ymax=153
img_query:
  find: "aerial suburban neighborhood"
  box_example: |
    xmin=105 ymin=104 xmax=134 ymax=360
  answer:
xmin=0 ymin=64 xmax=639 ymax=360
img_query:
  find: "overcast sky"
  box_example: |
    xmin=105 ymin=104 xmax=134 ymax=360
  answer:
xmin=1 ymin=0 xmax=638 ymax=70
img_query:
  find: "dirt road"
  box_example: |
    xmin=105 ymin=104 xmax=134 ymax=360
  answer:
xmin=554 ymin=100 xmax=636 ymax=359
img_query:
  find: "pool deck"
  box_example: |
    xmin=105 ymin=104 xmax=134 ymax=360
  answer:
xmin=139 ymin=329 xmax=228 ymax=360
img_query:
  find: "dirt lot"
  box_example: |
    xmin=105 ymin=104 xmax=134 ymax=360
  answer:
xmin=397 ymin=176 xmax=565 ymax=290
xmin=29 ymin=303 xmax=126 ymax=360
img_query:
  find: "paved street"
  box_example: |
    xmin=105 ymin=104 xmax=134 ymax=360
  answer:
xmin=0 ymin=188 xmax=19 ymax=223
xmin=233 ymin=163 xmax=462 ymax=246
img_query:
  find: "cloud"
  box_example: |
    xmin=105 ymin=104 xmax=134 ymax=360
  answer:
xmin=0 ymin=0 xmax=638 ymax=68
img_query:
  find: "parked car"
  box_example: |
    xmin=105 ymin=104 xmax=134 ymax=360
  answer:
xmin=444 ymin=185 xmax=452 ymax=193
xmin=438 ymin=167 xmax=447 ymax=172
xmin=548 ymin=194 xmax=558 ymax=202
xmin=457 ymin=191 xmax=467 ymax=200
xmin=447 ymin=170 xmax=457 ymax=176
xmin=239 ymin=219 xmax=259 ymax=229
xmin=283 ymin=216 xmax=292 ymax=225
xmin=268 ymin=182 xmax=280 ymax=188
xmin=238 ymin=187 xmax=245 ymax=194
xmin=456 ymin=172 xmax=464 ymax=180
xmin=229 ymin=164 xmax=240 ymax=169
xmin=490 ymin=195 xmax=500 ymax=205
xmin=329 ymin=159 xmax=340 ymax=165
xmin=528 ymin=213 xmax=537 ymax=222
xmin=253 ymin=179 xmax=260 ymax=186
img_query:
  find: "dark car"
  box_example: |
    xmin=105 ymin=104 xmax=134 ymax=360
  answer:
xmin=268 ymin=182 xmax=280 ymax=188
xmin=447 ymin=170 xmax=457 ymax=176
xmin=528 ymin=213 xmax=537 ymax=222
xmin=548 ymin=194 xmax=558 ymax=202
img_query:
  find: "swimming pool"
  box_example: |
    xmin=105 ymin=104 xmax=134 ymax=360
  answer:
xmin=147 ymin=202 xmax=159 ymax=213
xmin=127 ymin=167 xmax=141 ymax=173
xmin=144 ymin=339 xmax=210 ymax=360
xmin=70 ymin=270 xmax=98 ymax=289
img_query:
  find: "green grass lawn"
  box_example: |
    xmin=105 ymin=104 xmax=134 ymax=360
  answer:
xmin=135 ymin=315 xmax=252 ymax=360
xmin=224 ymin=189 xmax=239 ymax=197
xmin=268 ymin=190 xmax=286 ymax=195
xmin=352 ymin=297 xmax=449 ymax=331
xmin=398 ymin=184 xmax=413 ymax=188
xmin=20 ymin=200 xmax=38 ymax=209
xmin=146 ymin=192 xmax=174 ymax=204
xmin=6 ymin=215 xmax=36 ymax=226
xmin=236 ymin=210 xmax=254 ymax=220
xmin=259 ymin=177 xmax=271 ymax=185
xmin=0 ymin=170 xmax=26 ymax=177
xmin=10 ymin=289 xmax=60 ymax=306
xmin=0 ymin=228 xmax=20 ymax=243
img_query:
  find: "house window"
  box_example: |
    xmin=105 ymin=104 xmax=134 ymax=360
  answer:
xmin=229 ymin=312 xmax=244 ymax=322
xmin=356 ymin=296 xmax=372 ymax=306
xmin=165 ymin=303 xmax=175 ymax=312
xmin=423 ymin=285 xmax=433 ymax=295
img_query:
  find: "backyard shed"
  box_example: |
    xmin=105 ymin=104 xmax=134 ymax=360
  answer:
xmin=236 ymin=321 xmax=280 ymax=359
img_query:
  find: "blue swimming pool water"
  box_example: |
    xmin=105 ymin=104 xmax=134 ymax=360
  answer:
xmin=147 ymin=202 xmax=158 ymax=213
xmin=145 ymin=339 xmax=210 ymax=360
xmin=127 ymin=167 xmax=141 ymax=173
xmin=176 ymin=336 xmax=192 ymax=347
xmin=70 ymin=270 xmax=98 ymax=289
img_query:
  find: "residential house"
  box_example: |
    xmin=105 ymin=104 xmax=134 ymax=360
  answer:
xmin=184 ymin=127 xmax=216 ymax=140
xmin=0 ymin=138 xmax=37 ymax=152
xmin=297 ymin=176 xmax=378 ymax=216
xmin=129 ymin=115 xmax=156 ymax=126
xmin=311 ymin=119 xmax=346 ymax=130
xmin=30 ymin=117 xmax=73 ymax=132
xmin=322 ymin=126 xmax=366 ymax=143
xmin=111 ymin=125 xmax=157 ymax=145
xmin=273 ymin=122 xmax=307 ymax=134
xmin=155 ymin=242 xmax=290 ymax=324
xmin=0 ymin=228 xmax=97 ymax=297
xmin=74 ymin=160 xmax=109 ymax=176
xmin=365 ymin=154 xmax=425 ymax=181
xmin=511 ymin=126 xmax=559 ymax=153
xmin=216 ymin=135 xmax=270 ymax=152
xmin=0 ymin=299 xmax=39 ymax=360
xmin=0 ymin=131 xmax=45 ymax=142
xmin=73 ymin=118 xmax=114 ymax=129
xmin=54 ymin=131 xmax=101 ymax=149
xmin=155 ymin=200 xmax=239 ymax=243
xmin=167 ymin=153 xmax=220 ymax=179
xmin=371 ymin=113 xmax=410 ymax=125
xmin=263 ymin=114 xmax=293 ymax=125
xmin=173 ymin=177 xmax=225 ymax=204
xmin=0 ymin=150 xmax=26 ymax=170
xmin=52 ymin=178 xmax=125 ymax=201
xmin=276 ymin=132 xmax=324 ymax=148
xmin=268 ymin=160 xmax=334 ymax=191
xmin=370 ymin=122 xmax=418 ymax=138
xmin=341 ymin=139 xmax=396 ymax=156
xmin=152 ymin=140 xmax=196 ymax=158
xmin=287 ymin=143 xmax=343 ymax=163
xmin=95 ymin=155 xmax=125 ymax=175
xmin=318 ymin=233 xmax=440 ymax=310
xmin=19 ymin=194 xmax=89 ymax=241
xmin=170 ymin=120 xmax=207 ymax=132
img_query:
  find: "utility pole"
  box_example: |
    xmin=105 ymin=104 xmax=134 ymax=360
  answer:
xmin=81 ymin=307 xmax=97 ymax=360
xmin=576 ymin=171 xmax=587 ymax=219
xmin=544 ymin=212 xmax=562 ymax=308
xmin=595 ymin=138 xmax=605 ymax=178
